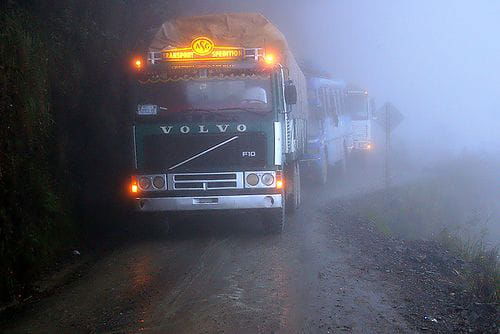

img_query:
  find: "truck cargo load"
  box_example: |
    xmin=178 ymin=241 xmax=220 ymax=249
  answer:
xmin=149 ymin=13 xmax=308 ymax=119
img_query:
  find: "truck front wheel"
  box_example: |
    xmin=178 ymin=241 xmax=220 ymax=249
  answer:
xmin=262 ymin=204 xmax=286 ymax=234
xmin=319 ymin=150 xmax=328 ymax=186
xmin=286 ymin=161 xmax=302 ymax=214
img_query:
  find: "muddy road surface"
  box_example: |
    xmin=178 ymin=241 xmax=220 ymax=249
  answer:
xmin=3 ymin=170 xmax=415 ymax=333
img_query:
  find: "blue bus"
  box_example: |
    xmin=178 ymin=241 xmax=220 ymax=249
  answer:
xmin=302 ymin=77 xmax=353 ymax=184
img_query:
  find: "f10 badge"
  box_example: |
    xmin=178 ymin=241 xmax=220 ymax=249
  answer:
xmin=242 ymin=151 xmax=256 ymax=157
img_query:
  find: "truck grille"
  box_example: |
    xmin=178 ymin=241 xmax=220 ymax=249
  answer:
xmin=168 ymin=172 xmax=244 ymax=190
xmin=142 ymin=133 xmax=267 ymax=172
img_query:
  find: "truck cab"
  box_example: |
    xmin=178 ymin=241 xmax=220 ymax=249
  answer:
xmin=128 ymin=21 xmax=308 ymax=233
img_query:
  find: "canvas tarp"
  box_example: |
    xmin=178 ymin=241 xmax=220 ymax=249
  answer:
xmin=149 ymin=13 xmax=288 ymax=53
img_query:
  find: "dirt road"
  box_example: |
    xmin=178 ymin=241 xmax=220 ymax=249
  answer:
xmin=3 ymin=171 xmax=417 ymax=334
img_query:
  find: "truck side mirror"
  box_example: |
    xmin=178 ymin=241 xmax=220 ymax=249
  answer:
xmin=285 ymin=84 xmax=297 ymax=105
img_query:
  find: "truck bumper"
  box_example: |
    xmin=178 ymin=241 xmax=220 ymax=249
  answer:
xmin=134 ymin=194 xmax=283 ymax=212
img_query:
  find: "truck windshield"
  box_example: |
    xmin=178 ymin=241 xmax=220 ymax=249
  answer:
xmin=133 ymin=74 xmax=272 ymax=117
xmin=345 ymin=95 xmax=368 ymax=120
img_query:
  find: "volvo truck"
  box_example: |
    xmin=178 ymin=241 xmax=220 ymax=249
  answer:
xmin=128 ymin=13 xmax=309 ymax=233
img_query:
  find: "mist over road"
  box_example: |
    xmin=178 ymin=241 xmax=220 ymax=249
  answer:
xmin=2 ymin=2 xmax=499 ymax=333
xmin=3 ymin=156 xmax=497 ymax=333
xmin=4 ymin=167 xmax=419 ymax=333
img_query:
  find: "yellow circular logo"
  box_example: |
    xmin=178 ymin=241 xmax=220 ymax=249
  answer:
xmin=191 ymin=37 xmax=215 ymax=56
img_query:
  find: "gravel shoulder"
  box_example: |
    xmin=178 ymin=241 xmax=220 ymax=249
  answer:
xmin=326 ymin=197 xmax=499 ymax=334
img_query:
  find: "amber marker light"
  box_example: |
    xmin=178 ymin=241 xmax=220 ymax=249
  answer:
xmin=130 ymin=176 xmax=139 ymax=194
xmin=276 ymin=171 xmax=284 ymax=189
xmin=264 ymin=53 xmax=276 ymax=65
xmin=133 ymin=57 xmax=143 ymax=70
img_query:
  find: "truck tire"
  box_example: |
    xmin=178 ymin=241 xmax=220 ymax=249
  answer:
xmin=295 ymin=161 xmax=302 ymax=207
xmin=319 ymin=150 xmax=328 ymax=186
xmin=333 ymin=143 xmax=348 ymax=175
xmin=286 ymin=161 xmax=301 ymax=214
xmin=342 ymin=142 xmax=349 ymax=172
xmin=262 ymin=205 xmax=285 ymax=234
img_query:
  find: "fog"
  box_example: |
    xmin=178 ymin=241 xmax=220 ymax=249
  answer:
xmin=2 ymin=2 xmax=499 ymax=329
xmin=172 ymin=0 xmax=500 ymax=242
xmin=175 ymin=0 xmax=500 ymax=157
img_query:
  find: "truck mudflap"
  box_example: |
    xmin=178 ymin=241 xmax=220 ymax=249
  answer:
xmin=135 ymin=194 xmax=282 ymax=212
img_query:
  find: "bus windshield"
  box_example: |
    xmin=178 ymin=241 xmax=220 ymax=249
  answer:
xmin=345 ymin=94 xmax=368 ymax=120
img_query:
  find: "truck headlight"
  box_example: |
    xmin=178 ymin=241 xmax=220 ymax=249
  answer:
xmin=246 ymin=173 xmax=259 ymax=186
xmin=139 ymin=176 xmax=152 ymax=190
xmin=261 ymin=173 xmax=275 ymax=186
xmin=134 ymin=174 xmax=166 ymax=191
xmin=153 ymin=176 xmax=166 ymax=189
xmin=245 ymin=171 xmax=277 ymax=188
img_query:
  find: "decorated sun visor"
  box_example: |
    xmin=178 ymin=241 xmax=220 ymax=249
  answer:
xmin=164 ymin=37 xmax=244 ymax=61
xmin=149 ymin=37 xmax=266 ymax=63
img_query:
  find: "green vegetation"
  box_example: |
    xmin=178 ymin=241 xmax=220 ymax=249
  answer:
xmin=0 ymin=9 xmax=71 ymax=301
xmin=440 ymin=231 xmax=499 ymax=303
xmin=0 ymin=0 xmax=174 ymax=303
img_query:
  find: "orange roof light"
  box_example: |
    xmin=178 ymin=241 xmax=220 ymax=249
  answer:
xmin=276 ymin=179 xmax=283 ymax=189
xmin=133 ymin=58 xmax=143 ymax=70
xmin=264 ymin=53 xmax=276 ymax=65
